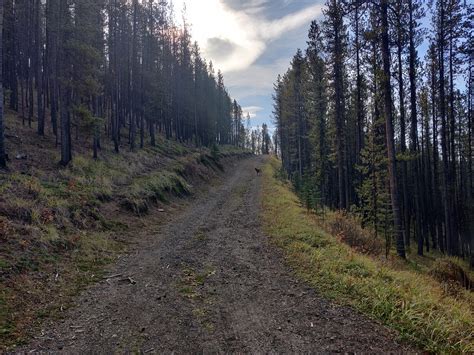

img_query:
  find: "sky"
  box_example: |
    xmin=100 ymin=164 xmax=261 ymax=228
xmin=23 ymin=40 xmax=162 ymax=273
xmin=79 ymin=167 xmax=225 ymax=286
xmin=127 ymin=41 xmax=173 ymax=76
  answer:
xmin=172 ymin=0 xmax=325 ymax=131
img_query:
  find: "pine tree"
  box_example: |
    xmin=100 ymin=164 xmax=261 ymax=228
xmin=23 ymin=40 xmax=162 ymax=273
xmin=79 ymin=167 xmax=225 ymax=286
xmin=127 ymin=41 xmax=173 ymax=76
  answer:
xmin=261 ymin=124 xmax=271 ymax=155
xmin=380 ymin=0 xmax=405 ymax=258
xmin=357 ymin=115 xmax=391 ymax=243
xmin=306 ymin=21 xmax=329 ymax=205
xmin=323 ymin=0 xmax=348 ymax=209
xmin=58 ymin=0 xmax=72 ymax=166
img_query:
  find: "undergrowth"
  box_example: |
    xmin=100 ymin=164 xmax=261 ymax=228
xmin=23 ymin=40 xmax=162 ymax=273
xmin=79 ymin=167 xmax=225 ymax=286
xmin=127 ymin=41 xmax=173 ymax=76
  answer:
xmin=262 ymin=158 xmax=474 ymax=353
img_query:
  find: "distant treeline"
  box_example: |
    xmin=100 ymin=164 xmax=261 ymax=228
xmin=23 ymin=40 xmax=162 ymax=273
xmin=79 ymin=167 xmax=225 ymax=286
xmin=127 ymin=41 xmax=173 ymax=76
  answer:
xmin=273 ymin=0 xmax=473 ymax=262
xmin=0 ymin=0 xmax=248 ymax=168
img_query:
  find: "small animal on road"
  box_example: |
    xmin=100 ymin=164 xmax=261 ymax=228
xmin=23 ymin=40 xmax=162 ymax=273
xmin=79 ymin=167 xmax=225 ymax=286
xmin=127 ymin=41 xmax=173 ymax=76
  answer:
xmin=255 ymin=168 xmax=261 ymax=176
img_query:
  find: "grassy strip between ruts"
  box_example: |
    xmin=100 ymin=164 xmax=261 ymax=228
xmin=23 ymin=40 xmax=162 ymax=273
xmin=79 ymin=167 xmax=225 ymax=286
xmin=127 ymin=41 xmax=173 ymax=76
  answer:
xmin=261 ymin=157 xmax=474 ymax=353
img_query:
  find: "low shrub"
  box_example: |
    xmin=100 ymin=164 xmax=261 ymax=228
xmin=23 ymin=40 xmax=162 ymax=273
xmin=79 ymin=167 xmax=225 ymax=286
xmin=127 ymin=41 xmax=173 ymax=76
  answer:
xmin=429 ymin=258 xmax=473 ymax=291
xmin=325 ymin=211 xmax=384 ymax=256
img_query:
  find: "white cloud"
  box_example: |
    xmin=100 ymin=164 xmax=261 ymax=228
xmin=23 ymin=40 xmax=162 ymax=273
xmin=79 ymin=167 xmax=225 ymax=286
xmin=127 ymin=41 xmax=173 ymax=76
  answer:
xmin=233 ymin=0 xmax=270 ymax=15
xmin=257 ymin=4 xmax=323 ymax=40
xmin=242 ymin=106 xmax=264 ymax=119
xmin=174 ymin=0 xmax=323 ymax=73
xmin=226 ymin=57 xmax=291 ymax=99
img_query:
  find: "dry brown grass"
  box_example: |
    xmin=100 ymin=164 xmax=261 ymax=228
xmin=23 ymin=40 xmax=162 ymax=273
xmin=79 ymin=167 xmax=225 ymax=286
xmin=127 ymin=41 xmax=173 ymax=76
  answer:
xmin=324 ymin=211 xmax=385 ymax=256
xmin=429 ymin=258 xmax=473 ymax=291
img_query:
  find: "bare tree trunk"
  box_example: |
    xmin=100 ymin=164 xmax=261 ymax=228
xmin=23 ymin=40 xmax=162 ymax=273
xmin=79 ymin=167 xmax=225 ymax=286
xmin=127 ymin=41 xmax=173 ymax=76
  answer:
xmin=438 ymin=1 xmax=452 ymax=255
xmin=0 ymin=0 xmax=6 ymax=169
xmin=469 ymin=56 xmax=473 ymax=199
xmin=36 ymin=0 xmax=45 ymax=136
xmin=49 ymin=0 xmax=59 ymax=143
xmin=448 ymin=20 xmax=459 ymax=255
xmin=408 ymin=0 xmax=423 ymax=255
xmin=397 ymin=30 xmax=410 ymax=248
xmin=27 ymin=0 xmax=33 ymax=128
xmin=59 ymin=87 xmax=72 ymax=165
xmin=354 ymin=0 xmax=363 ymax=162
xmin=334 ymin=10 xmax=345 ymax=209
xmin=381 ymin=0 xmax=405 ymax=258
xmin=58 ymin=0 xmax=71 ymax=165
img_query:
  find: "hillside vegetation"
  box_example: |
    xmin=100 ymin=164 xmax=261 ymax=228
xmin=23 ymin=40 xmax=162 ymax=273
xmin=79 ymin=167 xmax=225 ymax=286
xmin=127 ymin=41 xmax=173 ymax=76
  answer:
xmin=262 ymin=158 xmax=474 ymax=353
xmin=0 ymin=111 xmax=249 ymax=349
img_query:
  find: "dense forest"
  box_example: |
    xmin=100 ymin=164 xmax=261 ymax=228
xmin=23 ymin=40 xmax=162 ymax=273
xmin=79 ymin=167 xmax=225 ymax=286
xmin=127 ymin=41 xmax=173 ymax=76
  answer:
xmin=273 ymin=0 xmax=473 ymax=262
xmin=0 ymin=0 xmax=248 ymax=168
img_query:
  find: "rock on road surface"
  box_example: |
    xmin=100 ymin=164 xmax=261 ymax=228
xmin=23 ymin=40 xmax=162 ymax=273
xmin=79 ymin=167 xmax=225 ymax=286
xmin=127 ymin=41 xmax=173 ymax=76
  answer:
xmin=22 ymin=157 xmax=408 ymax=353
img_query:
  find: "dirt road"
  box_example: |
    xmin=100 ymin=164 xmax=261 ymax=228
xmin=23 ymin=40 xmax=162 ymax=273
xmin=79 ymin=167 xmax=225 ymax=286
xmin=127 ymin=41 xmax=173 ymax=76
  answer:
xmin=22 ymin=157 xmax=408 ymax=353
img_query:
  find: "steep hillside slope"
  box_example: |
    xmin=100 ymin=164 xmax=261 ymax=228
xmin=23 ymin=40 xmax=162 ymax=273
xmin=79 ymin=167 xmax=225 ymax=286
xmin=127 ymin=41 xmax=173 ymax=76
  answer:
xmin=0 ymin=110 xmax=250 ymax=349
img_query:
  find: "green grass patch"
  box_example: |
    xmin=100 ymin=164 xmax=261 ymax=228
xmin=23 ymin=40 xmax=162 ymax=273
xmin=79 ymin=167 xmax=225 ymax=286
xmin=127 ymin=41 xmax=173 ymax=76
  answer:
xmin=178 ymin=266 xmax=215 ymax=300
xmin=121 ymin=170 xmax=191 ymax=215
xmin=194 ymin=230 xmax=208 ymax=242
xmin=262 ymin=158 xmax=474 ymax=353
xmin=0 ymin=258 xmax=9 ymax=271
xmin=0 ymin=289 xmax=13 ymax=337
